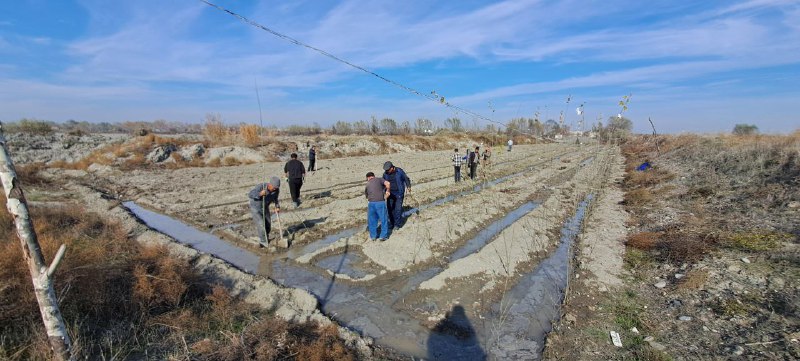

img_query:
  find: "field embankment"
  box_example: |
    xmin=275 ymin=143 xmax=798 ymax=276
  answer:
xmin=545 ymin=133 xmax=799 ymax=360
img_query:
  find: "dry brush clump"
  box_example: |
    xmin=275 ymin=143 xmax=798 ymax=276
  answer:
xmin=0 ymin=202 xmax=356 ymax=360
xmin=622 ymin=133 xmax=800 ymax=269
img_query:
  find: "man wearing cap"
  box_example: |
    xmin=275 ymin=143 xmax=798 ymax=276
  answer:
xmin=365 ymin=172 xmax=391 ymax=241
xmin=247 ymin=176 xmax=281 ymax=249
xmin=382 ymin=161 xmax=411 ymax=229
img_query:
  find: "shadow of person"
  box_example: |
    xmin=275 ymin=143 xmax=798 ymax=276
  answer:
xmin=427 ymin=305 xmax=486 ymax=361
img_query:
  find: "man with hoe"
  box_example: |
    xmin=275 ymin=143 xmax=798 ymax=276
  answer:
xmin=247 ymin=176 xmax=281 ymax=249
xmin=383 ymin=161 xmax=411 ymax=229
xmin=365 ymin=172 xmax=391 ymax=241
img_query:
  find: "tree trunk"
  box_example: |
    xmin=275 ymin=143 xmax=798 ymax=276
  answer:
xmin=0 ymin=124 xmax=73 ymax=361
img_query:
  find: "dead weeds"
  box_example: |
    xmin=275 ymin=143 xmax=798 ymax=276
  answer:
xmin=0 ymin=202 xmax=357 ymax=360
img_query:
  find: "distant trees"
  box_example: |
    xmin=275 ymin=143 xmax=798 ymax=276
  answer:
xmin=414 ymin=118 xmax=433 ymax=135
xmin=594 ymin=116 xmax=633 ymax=143
xmin=13 ymin=118 xmax=55 ymax=135
xmin=732 ymin=123 xmax=758 ymax=136
xmin=444 ymin=117 xmax=463 ymax=132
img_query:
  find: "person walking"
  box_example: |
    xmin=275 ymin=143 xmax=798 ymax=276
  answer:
xmin=507 ymin=139 xmax=513 ymax=152
xmin=468 ymin=146 xmax=480 ymax=180
xmin=365 ymin=172 xmax=391 ymax=241
xmin=451 ymin=148 xmax=463 ymax=182
xmin=284 ymin=153 xmax=306 ymax=208
xmin=308 ymin=145 xmax=316 ymax=171
xmin=482 ymin=147 xmax=492 ymax=168
xmin=247 ymin=176 xmax=281 ymax=249
xmin=383 ymin=161 xmax=411 ymax=229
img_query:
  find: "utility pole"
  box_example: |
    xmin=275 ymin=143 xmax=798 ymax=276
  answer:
xmin=0 ymin=123 xmax=72 ymax=361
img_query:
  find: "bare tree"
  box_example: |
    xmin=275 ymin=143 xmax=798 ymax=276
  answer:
xmin=0 ymin=123 xmax=72 ymax=360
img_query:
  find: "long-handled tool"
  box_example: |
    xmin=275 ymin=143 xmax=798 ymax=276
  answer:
xmin=275 ymin=209 xmax=289 ymax=248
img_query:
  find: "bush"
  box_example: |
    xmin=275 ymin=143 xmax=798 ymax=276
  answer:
xmin=239 ymin=124 xmax=262 ymax=147
xmin=203 ymin=114 xmax=229 ymax=145
xmin=732 ymin=123 xmax=758 ymax=136
xmin=8 ymin=119 xmax=55 ymax=135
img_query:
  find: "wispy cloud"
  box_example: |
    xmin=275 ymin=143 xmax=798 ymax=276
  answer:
xmin=0 ymin=0 xmax=798 ymax=132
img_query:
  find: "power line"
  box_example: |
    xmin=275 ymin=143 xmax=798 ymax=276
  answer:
xmin=198 ymin=0 xmax=499 ymax=126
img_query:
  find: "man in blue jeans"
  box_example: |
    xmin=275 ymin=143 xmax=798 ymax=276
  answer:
xmin=383 ymin=161 xmax=411 ymax=229
xmin=364 ymin=172 xmax=390 ymax=241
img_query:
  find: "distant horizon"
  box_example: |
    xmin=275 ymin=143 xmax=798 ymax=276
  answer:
xmin=2 ymin=1 xmax=798 ymax=134
xmin=4 ymin=116 xmax=796 ymax=136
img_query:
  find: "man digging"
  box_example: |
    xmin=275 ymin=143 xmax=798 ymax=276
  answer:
xmin=247 ymin=176 xmax=281 ymax=251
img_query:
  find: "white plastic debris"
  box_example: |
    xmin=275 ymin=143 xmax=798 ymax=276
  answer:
xmin=610 ymin=331 xmax=623 ymax=347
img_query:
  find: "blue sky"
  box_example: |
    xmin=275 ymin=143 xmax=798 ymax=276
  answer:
xmin=1 ymin=0 xmax=798 ymax=133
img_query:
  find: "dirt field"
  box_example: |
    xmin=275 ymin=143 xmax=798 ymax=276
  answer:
xmin=32 ymin=136 xmax=621 ymax=359
xmin=12 ymin=130 xmax=797 ymax=360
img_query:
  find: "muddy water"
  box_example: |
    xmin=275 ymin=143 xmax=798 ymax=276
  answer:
xmin=124 ymin=195 xmax=591 ymax=360
xmin=484 ymin=195 xmax=593 ymax=359
xmin=123 ymin=202 xmax=261 ymax=273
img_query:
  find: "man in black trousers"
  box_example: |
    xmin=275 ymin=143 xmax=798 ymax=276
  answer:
xmin=308 ymin=145 xmax=316 ymax=171
xmin=284 ymin=153 xmax=306 ymax=208
xmin=468 ymin=146 xmax=480 ymax=180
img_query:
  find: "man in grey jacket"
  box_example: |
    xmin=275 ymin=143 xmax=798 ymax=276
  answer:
xmin=365 ymin=172 xmax=391 ymax=241
xmin=248 ymin=176 xmax=281 ymax=249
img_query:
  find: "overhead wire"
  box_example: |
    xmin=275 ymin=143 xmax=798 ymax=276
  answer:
xmin=198 ymin=0 xmax=508 ymax=129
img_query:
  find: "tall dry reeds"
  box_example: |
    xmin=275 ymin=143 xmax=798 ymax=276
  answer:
xmin=239 ymin=124 xmax=262 ymax=147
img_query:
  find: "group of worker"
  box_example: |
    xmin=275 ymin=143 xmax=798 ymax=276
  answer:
xmin=247 ymin=146 xmax=316 ymax=249
xmin=248 ymin=140 xmax=513 ymax=250
xmin=451 ymin=146 xmax=494 ymax=182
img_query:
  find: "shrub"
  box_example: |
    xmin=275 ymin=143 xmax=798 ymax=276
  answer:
xmin=239 ymin=124 xmax=262 ymax=147
xmin=732 ymin=123 xmax=758 ymax=136
xmin=626 ymin=232 xmax=661 ymax=251
xmin=623 ymin=188 xmax=653 ymax=208
xmin=10 ymin=119 xmax=55 ymax=135
xmin=203 ymin=114 xmax=229 ymax=146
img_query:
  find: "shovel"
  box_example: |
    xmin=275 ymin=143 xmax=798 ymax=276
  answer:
xmin=275 ymin=209 xmax=289 ymax=248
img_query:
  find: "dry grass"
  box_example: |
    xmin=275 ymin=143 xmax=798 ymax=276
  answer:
xmin=724 ymin=232 xmax=791 ymax=252
xmin=623 ymin=188 xmax=653 ymax=208
xmin=626 ymin=232 xmax=661 ymax=251
xmin=677 ymin=268 xmax=709 ymax=290
xmin=14 ymin=162 xmax=51 ymax=187
xmin=0 ymin=202 xmax=357 ymax=359
xmin=203 ymin=118 xmax=230 ymax=146
xmin=239 ymin=124 xmax=262 ymax=147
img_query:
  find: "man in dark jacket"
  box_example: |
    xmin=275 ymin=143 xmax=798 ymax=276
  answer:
xmin=468 ymin=146 xmax=480 ymax=180
xmin=284 ymin=153 xmax=306 ymax=208
xmin=248 ymin=176 xmax=281 ymax=248
xmin=383 ymin=161 xmax=411 ymax=229
xmin=308 ymin=146 xmax=316 ymax=171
